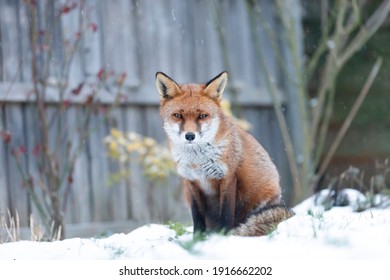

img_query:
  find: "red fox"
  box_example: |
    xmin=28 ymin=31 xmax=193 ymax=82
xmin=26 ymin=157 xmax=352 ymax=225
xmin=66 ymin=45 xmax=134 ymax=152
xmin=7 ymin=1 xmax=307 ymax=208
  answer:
xmin=155 ymin=71 xmax=294 ymax=236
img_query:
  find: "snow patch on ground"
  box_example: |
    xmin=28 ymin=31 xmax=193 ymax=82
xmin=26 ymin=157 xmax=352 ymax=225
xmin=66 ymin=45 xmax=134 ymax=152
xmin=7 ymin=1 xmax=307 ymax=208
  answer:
xmin=1 ymin=190 xmax=389 ymax=259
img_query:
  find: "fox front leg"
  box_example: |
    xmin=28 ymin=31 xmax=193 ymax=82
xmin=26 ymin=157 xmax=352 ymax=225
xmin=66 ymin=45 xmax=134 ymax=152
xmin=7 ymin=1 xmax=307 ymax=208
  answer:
xmin=186 ymin=181 xmax=206 ymax=238
xmin=219 ymin=176 xmax=237 ymax=233
xmin=191 ymin=197 xmax=206 ymax=237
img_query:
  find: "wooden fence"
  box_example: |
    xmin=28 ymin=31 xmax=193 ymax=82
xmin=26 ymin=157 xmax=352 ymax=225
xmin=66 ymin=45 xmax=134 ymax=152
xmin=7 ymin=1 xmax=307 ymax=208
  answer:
xmin=0 ymin=0 xmax=301 ymax=237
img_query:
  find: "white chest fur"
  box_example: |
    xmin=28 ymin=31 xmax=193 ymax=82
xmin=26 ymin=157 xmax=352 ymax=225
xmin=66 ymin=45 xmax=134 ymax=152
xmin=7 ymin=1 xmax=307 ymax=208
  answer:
xmin=171 ymin=142 xmax=227 ymax=194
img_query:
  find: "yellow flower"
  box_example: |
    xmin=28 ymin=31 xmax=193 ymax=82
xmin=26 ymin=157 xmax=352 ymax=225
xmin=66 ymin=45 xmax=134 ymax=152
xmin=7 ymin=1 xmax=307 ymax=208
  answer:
xmin=221 ymin=99 xmax=252 ymax=131
xmin=220 ymin=99 xmax=233 ymax=116
xmin=143 ymin=137 xmax=156 ymax=147
xmin=126 ymin=142 xmax=143 ymax=152
xmin=127 ymin=132 xmax=140 ymax=141
xmin=108 ymin=141 xmax=118 ymax=152
xmin=105 ymin=129 xmax=176 ymax=183
xmin=110 ymin=128 xmax=124 ymax=139
xmin=236 ymin=119 xmax=252 ymax=131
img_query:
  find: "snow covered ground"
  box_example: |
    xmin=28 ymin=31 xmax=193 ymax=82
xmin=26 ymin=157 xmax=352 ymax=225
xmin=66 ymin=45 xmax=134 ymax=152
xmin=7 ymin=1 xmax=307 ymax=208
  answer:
xmin=0 ymin=189 xmax=389 ymax=260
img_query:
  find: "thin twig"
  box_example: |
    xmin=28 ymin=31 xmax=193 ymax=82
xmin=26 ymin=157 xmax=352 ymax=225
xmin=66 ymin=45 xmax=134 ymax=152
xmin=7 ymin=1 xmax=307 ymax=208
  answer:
xmin=338 ymin=0 xmax=390 ymax=66
xmin=313 ymin=83 xmax=335 ymax=166
xmin=310 ymin=0 xmax=346 ymax=143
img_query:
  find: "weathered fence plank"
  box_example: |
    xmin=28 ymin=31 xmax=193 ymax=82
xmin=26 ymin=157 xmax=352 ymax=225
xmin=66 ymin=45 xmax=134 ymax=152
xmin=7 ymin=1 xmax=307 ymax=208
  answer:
xmin=0 ymin=105 xmax=9 ymax=215
xmin=81 ymin=0 xmax=103 ymax=81
xmin=87 ymin=106 xmax=111 ymax=222
xmin=24 ymin=104 xmax=45 ymax=226
xmin=106 ymin=107 xmax=129 ymax=222
xmin=66 ymin=106 xmax=92 ymax=224
xmin=124 ymin=105 xmax=152 ymax=222
xmin=0 ymin=0 xmax=20 ymax=81
xmin=3 ymin=104 xmax=30 ymax=225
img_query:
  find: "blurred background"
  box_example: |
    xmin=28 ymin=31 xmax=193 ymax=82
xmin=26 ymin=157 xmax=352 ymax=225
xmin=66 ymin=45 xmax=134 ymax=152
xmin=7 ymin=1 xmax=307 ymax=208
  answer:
xmin=0 ymin=0 xmax=389 ymax=239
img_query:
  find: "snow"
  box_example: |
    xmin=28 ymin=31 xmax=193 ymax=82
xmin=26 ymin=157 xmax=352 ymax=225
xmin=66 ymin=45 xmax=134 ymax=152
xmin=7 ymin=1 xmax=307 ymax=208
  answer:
xmin=1 ymin=189 xmax=389 ymax=260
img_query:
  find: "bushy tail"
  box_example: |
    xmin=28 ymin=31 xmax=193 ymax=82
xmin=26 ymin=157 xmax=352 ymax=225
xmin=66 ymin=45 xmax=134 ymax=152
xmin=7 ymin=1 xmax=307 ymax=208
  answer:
xmin=230 ymin=205 xmax=294 ymax=237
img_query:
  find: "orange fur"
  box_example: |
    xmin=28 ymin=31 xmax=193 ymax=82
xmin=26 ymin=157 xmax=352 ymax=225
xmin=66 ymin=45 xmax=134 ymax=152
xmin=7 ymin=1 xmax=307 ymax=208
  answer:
xmin=156 ymin=71 xmax=289 ymax=236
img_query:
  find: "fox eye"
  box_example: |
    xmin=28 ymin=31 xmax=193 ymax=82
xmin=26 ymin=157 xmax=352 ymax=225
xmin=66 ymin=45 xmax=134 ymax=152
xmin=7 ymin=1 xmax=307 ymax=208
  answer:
xmin=173 ymin=113 xmax=182 ymax=119
xmin=198 ymin=114 xmax=208 ymax=119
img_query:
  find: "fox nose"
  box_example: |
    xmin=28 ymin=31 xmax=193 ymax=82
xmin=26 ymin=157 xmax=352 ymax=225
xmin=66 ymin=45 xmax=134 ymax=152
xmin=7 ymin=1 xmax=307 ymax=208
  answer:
xmin=185 ymin=132 xmax=196 ymax=142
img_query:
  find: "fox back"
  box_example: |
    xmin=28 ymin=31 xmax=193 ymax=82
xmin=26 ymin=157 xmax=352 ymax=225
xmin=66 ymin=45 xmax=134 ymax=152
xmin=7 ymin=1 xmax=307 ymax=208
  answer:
xmin=156 ymin=71 xmax=285 ymax=235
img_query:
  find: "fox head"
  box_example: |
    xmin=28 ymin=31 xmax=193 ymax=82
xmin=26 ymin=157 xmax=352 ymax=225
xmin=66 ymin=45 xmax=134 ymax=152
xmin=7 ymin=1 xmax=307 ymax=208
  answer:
xmin=156 ymin=71 xmax=228 ymax=145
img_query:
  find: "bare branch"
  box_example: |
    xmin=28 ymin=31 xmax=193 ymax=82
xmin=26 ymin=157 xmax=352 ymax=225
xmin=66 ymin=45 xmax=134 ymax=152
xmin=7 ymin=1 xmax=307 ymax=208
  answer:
xmin=339 ymin=0 xmax=390 ymax=66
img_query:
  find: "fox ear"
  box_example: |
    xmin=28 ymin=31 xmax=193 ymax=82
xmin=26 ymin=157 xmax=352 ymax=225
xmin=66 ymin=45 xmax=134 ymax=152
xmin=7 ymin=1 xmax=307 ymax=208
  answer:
xmin=155 ymin=72 xmax=180 ymax=100
xmin=204 ymin=71 xmax=228 ymax=100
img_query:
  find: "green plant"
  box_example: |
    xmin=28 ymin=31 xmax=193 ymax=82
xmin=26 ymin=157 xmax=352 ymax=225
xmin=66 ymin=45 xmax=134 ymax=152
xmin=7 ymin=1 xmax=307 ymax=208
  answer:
xmin=167 ymin=221 xmax=189 ymax=237
xmin=176 ymin=231 xmax=210 ymax=254
xmin=101 ymin=243 xmax=126 ymax=259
